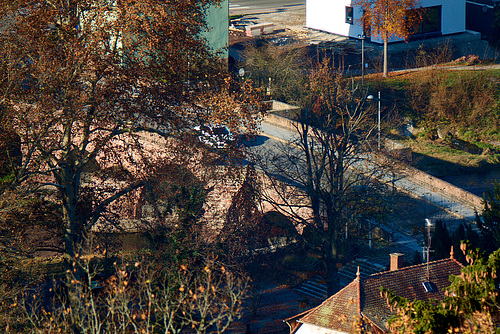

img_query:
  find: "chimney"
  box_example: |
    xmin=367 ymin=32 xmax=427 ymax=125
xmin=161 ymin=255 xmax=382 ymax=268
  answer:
xmin=390 ymin=253 xmax=404 ymax=271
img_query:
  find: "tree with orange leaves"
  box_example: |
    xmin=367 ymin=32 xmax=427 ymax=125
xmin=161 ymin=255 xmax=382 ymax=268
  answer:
xmin=0 ymin=0 xmax=260 ymax=262
xmin=355 ymin=0 xmax=423 ymax=77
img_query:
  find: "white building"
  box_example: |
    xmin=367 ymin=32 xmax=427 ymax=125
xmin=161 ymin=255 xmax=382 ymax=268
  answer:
xmin=306 ymin=0 xmax=466 ymax=43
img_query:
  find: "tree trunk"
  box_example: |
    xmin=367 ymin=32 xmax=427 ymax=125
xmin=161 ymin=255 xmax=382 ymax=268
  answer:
xmin=383 ymin=34 xmax=388 ymax=77
xmin=60 ymin=163 xmax=82 ymax=260
xmin=325 ymin=258 xmax=340 ymax=297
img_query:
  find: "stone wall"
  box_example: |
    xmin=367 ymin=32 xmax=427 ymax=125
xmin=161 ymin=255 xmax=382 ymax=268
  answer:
xmin=403 ymin=165 xmax=483 ymax=209
xmin=264 ymin=112 xmax=299 ymax=131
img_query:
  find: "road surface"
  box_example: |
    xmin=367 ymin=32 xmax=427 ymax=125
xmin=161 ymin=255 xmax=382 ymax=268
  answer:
xmin=229 ymin=0 xmax=305 ymax=15
xmin=256 ymin=121 xmax=478 ymax=225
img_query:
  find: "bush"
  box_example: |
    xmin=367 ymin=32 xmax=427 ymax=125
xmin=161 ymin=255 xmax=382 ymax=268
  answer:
xmin=405 ymin=41 xmax=454 ymax=68
xmin=399 ymin=70 xmax=500 ymax=142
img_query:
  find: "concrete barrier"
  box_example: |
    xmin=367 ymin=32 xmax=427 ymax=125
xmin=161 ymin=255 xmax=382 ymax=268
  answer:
xmin=245 ymin=22 xmax=274 ymax=37
xmin=403 ymin=165 xmax=483 ymax=209
xmin=263 ymin=100 xmax=300 ymax=131
xmin=264 ymin=112 xmax=299 ymax=131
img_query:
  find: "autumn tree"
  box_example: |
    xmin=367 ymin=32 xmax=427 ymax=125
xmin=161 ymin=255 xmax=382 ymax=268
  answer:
xmin=220 ymin=165 xmax=298 ymax=258
xmin=221 ymin=165 xmax=264 ymax=256
xmin=255 ymin=63 xmax=392 ymax=296
xmin=355 ymin=0 xmax=423 ymax=77
xmin=18 ymin=255 xmax=248 ymax=334
xmin=0 ymin=0 xmax=259 ymax=261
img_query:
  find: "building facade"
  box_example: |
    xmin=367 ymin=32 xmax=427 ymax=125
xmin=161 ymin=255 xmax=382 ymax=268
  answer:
xmin=203 ymin=0 xmax=229 ymax=58
xmin=306 ymin=0 xmax=466 ymax=43
xmin=465 ymin=0 xmax=500 ymax=40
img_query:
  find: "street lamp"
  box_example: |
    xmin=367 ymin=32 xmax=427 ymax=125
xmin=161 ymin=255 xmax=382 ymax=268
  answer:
xmin=358 ymin=34 xmax=366 ymax=85
xmin=424 ymin=218 xmax=434 ymax=279
xmin=366 ymin=91 xmax=381 ymax=150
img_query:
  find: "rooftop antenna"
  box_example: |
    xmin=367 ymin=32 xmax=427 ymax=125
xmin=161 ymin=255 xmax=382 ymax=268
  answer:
xmin=425 ymin=218 xmax=433 ymax=281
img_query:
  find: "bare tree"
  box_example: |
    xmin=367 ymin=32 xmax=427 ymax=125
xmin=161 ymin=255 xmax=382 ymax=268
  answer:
xmin=20 ymin=254 xmax=248 ymax=334
xmin=255 ymin=63 xmax=391 ymax=295
xmin=243 ymin=41 xmax=310 ymax=101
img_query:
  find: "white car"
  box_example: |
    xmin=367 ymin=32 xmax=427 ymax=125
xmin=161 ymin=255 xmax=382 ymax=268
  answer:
xmin=194 ymin=125 xmax=234 ymax=148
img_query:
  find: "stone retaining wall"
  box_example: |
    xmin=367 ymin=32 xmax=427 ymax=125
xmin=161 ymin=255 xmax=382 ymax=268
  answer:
xmin=403 ymin=165 xmax=483 ymax=209
xmin=264 ymin=112 xmax=299 ymax=130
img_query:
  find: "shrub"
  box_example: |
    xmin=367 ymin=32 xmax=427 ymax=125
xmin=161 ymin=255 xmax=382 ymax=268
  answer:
xmin=402 ymin=70 xmax=500 ymax=142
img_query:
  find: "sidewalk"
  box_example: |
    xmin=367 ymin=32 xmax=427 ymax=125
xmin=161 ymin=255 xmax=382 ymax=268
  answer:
xmin=260 ymin=121 xmax=478 ymax=224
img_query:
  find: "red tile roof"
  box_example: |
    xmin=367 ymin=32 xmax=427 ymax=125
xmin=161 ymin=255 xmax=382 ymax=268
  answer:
xmin=295 ymin=257 xmax=464 ymax=332
xmin=299 ymin=272 xmax=362 ymax=333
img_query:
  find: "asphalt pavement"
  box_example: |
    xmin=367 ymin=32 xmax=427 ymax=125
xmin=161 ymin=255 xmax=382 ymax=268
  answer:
xmin=235 ymin=120 xmax=473 ymax=329
xmin=229 ymin=0 xmax=305 ymax=16
xmin=256 ymin=121 xmax=478 ymax=228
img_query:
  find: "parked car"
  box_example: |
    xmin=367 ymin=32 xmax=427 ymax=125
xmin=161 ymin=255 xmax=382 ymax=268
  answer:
xmin=194 ymin=125 xmax=234 ymax=149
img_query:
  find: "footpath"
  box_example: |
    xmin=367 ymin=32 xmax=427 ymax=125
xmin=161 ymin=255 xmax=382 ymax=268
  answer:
xmin=260 ymin=118 xmax=479 ymax=224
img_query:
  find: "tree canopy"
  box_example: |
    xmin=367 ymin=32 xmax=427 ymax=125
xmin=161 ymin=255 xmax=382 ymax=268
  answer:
xmin=0 ymin=0 xmax=259 ymax=260
xmin=355 ymin=0 xmax=423 ymax=77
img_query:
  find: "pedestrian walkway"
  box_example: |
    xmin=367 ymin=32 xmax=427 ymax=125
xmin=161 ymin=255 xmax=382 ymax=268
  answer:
xmin=259 ymin=121 xmax=478 ymax=224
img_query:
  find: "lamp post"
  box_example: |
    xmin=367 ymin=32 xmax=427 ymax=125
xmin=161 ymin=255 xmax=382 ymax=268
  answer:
xmin=367 ymin=91 xmax=381 ymax=150
xmin=358 ymin=34 xmax=365 ymax=85
xmin=424 ymin=218 xmax=434 ymax=280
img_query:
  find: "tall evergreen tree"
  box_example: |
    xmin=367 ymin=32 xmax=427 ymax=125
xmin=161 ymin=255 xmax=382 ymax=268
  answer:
xmin=432 ymin=220 xmax=452 ymax=260
xmin=476 ymin=182 xmax=500 ymax=254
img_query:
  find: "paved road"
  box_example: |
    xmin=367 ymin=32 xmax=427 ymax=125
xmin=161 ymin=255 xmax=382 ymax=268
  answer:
xmin=249 ymin=121 xmax=480 ymax=298
xmin=256 ymin=121 xmax=478 ymax=225
xmin=249 ymin=121 xmax=479 ymax=263
xmin=229 ymin=0 xmax=305 ymax=15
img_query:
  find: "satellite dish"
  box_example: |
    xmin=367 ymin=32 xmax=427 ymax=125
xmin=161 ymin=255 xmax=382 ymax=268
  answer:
xmin=238 ymin=68 xmax=245 ymax=77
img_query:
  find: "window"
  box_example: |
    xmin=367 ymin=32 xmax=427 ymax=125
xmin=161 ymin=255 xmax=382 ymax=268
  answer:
xmin=408 ymin=6 xmax=441 ymax=37
xmin=346 ymin=6 xmax=354 ymax=24
xmin=422 ymin=281 xmax=438 ymax=293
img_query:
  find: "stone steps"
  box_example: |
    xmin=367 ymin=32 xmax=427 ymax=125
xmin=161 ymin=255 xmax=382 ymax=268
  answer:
xmin=294 ymin=275 xmax=327 ymax=300
xmin=295 ymin=258 xmax=386 ymax=300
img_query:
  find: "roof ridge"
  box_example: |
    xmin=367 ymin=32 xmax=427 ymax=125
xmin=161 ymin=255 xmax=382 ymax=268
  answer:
xmin=367 ymin=257 xmax=461 ymax=277
xmin=302 ymin=274 xmax=362 ymax=319
xmin=449 ymin=257 xmax=466 ymax=268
